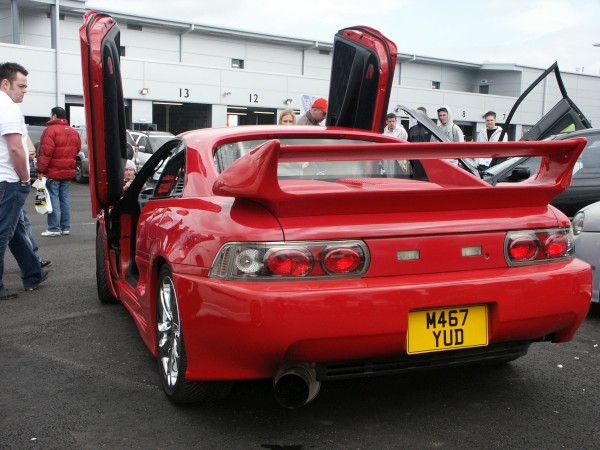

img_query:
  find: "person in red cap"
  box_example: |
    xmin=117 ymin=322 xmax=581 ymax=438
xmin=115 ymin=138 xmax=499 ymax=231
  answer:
xmin=298 ymin=97 xmax=327 ymax=126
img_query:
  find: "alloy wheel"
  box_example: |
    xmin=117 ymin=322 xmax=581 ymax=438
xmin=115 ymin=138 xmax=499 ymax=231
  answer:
xmin=157 ymin=273 xmax=181 ymax=389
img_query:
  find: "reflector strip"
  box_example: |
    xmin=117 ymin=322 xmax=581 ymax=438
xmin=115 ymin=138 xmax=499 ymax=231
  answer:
xmin=397 ymin=250 xmax=420 ymax=261
xmin=462 ymin=246 xmax=482 ymax=257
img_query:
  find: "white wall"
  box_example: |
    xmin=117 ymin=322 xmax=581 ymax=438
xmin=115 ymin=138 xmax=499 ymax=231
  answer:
xmin=122 ymin=25 xmax=181 ymax=62
xmin=2 ymin=5 xmax=599 ymax=130
xmin=479 ymin=70 xmax=522 ymax=97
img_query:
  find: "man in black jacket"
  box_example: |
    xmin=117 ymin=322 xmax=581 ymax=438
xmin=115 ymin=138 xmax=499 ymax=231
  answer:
xmin=408 ymin=107 xmax=433 ymax=142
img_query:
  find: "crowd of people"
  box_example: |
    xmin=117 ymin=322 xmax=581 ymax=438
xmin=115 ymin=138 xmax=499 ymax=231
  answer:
xmin=1 ymin=63 xmax=508 ymax=300
xmin=284 ymin=98 xmax=507 ymax=176
xmin=283 ymin=98 xmax=506 ymax=151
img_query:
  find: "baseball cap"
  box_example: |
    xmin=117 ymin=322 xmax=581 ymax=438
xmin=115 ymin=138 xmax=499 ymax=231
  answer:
xmin=312 ymin=98 xmax=328 ymax=112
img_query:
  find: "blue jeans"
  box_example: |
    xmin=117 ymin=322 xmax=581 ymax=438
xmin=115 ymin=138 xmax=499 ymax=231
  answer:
xmin=21 ymin=208 xmax=40 ymax=259
xmin=46 ymin=179 xmax=71 ymax=232
xmin=0 ymin=181 xmax=45 ymax=292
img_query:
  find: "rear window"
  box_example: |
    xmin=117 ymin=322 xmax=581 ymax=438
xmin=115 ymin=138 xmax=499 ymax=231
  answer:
xmin=214 ymin=138 xmax=423 ymax=180
xmin=150 ymin=136 xmax=175 ymax=149
xmin=573 ymin=134 xmax=600 ymax=178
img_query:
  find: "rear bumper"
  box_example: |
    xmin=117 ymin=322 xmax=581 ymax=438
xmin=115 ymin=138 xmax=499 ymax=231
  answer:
xmin=173 ymin=259 xmax=591 ymax=380
xmin=316 ymin=341 xmax=530 ymax=381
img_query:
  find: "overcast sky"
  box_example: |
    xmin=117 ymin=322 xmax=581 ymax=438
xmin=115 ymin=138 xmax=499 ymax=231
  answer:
xmin=86 ymin=0 xmax=600 ymax=75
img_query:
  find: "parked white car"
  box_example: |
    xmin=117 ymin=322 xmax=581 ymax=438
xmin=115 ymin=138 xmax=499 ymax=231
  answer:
xmin=572 ymin=203 xmax=600 ymax=303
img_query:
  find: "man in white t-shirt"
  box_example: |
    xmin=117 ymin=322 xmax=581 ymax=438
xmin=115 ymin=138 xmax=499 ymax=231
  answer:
xmin=381 ymin=112 xmax=409 ymax=176
xmin=0 ymin=62 xmax=47 ymax=299
xmin=474 ymin=110 xmax=508 ymax=169
xmin=383 ymin=112 xmax=408 ymax=140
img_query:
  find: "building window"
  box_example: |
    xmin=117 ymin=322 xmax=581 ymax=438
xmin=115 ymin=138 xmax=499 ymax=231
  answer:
xmin=231 ymin=59 xmax=245 ymax=69
xmin=119 ymin=46 xmax=126 ymax=57
xmin=431 ymin=81 xmax=441 ymax=90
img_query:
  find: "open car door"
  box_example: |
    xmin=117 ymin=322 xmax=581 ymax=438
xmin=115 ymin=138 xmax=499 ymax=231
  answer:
xmin=398 ymin=105 xmax=481 ymax=178
xmin=501 ymin=62 xmax=591 ymax=142
xmin=80 ymin=11 xmax=129 ymax=216
xmin=326 ymin=26 xmax=397 ymax=133
xmin=398 ymin=105 xmax=447 ymax=142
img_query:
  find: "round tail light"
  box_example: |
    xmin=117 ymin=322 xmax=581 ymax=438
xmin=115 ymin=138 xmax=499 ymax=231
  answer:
xmin=508 ymin=235 xmax=538 ymax=260
xmin=544 ymin=233 xmax=569 ymax=258
xmin=266 ymin=249 xmax=312 ymax=276
xmin=323 ymin=247 xmax=362 ymax=274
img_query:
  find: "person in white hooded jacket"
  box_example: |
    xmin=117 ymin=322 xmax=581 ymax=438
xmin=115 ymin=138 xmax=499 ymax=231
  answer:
xmin=433 ymin=106 xmax=464 ymax=166
xmin=435 ymin=106 xmax=464 ymax=142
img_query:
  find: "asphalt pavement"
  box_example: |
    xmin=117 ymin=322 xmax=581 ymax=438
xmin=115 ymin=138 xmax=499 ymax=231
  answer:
xmin=1 ymin=182 xmax=599 ymax=449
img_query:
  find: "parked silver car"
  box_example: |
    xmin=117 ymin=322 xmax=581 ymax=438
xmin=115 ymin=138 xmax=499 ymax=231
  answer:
xmin=74 ymin=128 xmax=138 ymax=183
xmin=73 ymin=127 xmax=89 ymax=183
xmin=130 ymin=131 xmax=175 ymax=168
xmin=572 ymin=203 xmax=600 ymax=304
xmin=27 ymin=124 xmax=46 ymax=179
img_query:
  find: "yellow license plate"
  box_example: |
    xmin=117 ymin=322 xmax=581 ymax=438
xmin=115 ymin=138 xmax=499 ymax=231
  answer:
xmin=407 ymin=305 xmax=488 ymax=354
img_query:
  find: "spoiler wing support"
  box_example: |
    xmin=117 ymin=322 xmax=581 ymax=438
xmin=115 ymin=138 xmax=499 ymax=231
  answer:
xmin=213 ymin=138 xmax=587 ymax=218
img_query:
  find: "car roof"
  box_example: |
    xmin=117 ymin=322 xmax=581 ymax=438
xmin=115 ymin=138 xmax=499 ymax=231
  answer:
xmin=178 ymin=124 xmax=397 ymax=145
xmin=137 ymin=131 xmax=174 ymax=136
xmin=550 ymin=128 xmax=600 ymax=140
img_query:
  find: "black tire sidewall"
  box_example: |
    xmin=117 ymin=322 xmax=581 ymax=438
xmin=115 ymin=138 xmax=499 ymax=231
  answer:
xmin=75 ymin=160 xmax=83 ymax=183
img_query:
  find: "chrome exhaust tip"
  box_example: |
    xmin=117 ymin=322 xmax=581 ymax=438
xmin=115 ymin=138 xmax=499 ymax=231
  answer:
xmin=273 ymin=363 xmax=321 ymax=408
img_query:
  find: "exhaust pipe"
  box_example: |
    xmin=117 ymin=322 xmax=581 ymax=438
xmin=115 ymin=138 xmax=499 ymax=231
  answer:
xmin=273 ymin=363 xmax=321 ymax=408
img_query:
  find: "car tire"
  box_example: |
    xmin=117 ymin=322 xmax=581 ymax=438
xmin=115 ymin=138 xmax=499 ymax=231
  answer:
xmin=74 ymin=159 xmax=88 ymax=183
xmin=96 ymin=229 xmax=118 ymax=304
xmin=156 ymin=265 xmax=232 ymax=404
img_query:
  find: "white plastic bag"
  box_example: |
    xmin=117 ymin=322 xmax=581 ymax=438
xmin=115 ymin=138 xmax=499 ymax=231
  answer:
xmin=32 ymin=177 xmax=53 ymax=214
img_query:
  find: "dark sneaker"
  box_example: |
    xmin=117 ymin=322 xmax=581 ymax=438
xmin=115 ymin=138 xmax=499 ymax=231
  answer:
xmin=40 ymin=259 xmax=52 ymax=268
xmin=0 ymin=290 xmax=18 ymax=300
xmin=24 ymin=271 xmax=49 ymax=291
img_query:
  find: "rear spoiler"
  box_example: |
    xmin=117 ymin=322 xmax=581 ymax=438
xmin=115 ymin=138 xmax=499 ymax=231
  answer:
xmin=213 ymin=138 xmax=586 ymax=217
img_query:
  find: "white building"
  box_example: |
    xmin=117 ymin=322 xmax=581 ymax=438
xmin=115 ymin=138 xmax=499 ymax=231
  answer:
xmin=1 ymin=0 xmax=599 ymax=140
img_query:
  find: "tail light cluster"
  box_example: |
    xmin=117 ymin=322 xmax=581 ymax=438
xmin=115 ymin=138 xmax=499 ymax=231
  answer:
xmin=210 ymin=241 xmax=370 ymax=280
xmin=504 ymin=227 xmax=574 ymax=266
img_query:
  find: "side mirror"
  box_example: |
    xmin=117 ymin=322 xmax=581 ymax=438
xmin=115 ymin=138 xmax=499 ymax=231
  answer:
xmin=138 ymin=145 xmax=146 ymax=153
xmin=505 ymin=166 xmax=531 ymax=182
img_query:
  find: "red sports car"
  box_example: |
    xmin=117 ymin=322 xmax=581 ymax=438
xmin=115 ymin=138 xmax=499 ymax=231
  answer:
xmin=80 ymin=12 xmax=591 ymax=408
